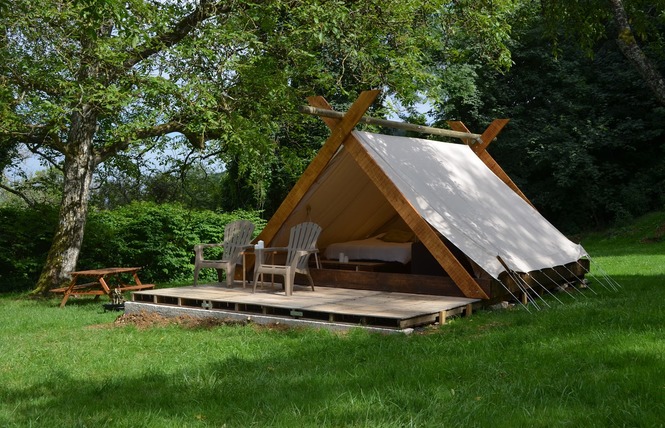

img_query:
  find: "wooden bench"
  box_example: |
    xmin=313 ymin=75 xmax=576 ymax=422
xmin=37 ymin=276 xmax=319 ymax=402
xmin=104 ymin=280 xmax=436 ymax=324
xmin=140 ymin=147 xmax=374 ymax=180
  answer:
xmin=115 ymin=283 xmax=155 ymax=292
xmin=54 ymin=267 xmax=155 ymax=307
xmin=50 ymin=282 xmax=106 ymax=296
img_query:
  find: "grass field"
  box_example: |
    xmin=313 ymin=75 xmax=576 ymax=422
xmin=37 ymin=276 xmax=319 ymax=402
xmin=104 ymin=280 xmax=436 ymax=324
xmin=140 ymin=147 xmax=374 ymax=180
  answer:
xmin=1 ymin=213 xmax=664 ymax=427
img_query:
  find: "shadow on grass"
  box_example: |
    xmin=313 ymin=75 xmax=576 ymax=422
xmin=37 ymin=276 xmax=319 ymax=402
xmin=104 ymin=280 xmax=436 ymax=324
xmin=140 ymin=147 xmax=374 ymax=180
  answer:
xmin=2 ymin=275 xmax=664 ymax=427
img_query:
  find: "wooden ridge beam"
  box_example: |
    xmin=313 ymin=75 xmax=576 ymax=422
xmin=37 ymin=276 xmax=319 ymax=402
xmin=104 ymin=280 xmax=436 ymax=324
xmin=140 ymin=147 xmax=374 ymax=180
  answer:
xmin=300 ymin=105 xmax=483 ymax=142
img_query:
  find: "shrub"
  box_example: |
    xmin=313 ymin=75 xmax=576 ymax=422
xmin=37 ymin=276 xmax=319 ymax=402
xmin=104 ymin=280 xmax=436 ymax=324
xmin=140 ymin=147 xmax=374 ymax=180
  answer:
xmin=0 ymin=202 xmax=266 ymax=292
xmin=0 ymin=204 xmax=59 ymax=292
xmin=80 ymin=202 xmax=266 ymax=284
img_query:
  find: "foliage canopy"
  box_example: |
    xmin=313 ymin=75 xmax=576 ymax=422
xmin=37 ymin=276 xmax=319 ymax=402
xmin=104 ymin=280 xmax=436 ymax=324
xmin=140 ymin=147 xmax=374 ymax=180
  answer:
xmin=437 ymin=4 xmax=665 ymax=230
xmin=1 ymin=0 xmax=519 ymax=291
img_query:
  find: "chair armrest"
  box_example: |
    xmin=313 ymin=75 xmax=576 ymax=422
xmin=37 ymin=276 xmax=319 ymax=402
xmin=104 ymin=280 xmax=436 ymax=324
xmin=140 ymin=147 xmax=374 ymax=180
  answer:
xmin=194 ymin=243 xmax=225 ymax=251
xmin=233 ymin=244 xmax=255 ymax=253
xmin=254 ymin=247 xmax=288 ymax=264
xmin=261 ymin=246 xmax=289 ymax=253
xmin=290 ymin=249 xmax=318 ymax=269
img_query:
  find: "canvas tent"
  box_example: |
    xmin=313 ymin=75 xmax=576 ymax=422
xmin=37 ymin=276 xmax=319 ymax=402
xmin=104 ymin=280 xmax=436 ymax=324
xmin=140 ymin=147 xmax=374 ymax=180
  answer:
xmin=254 ymin=91 xmax=589 ymax=301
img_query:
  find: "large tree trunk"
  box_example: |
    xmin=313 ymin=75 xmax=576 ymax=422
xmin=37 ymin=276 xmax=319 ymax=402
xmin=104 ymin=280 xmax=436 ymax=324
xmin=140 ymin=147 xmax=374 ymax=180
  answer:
xmin=31 ymin=108 xmax=98 ymax=295
xmin=609 ymin=0 xmax=665 ymax=106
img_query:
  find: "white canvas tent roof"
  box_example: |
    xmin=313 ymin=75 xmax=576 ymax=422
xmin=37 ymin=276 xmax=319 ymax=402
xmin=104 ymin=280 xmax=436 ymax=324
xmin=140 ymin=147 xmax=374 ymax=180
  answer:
xmin=256 ymin=90 xmax=588 ymax=299
xmin=268 ymin=130 xmax=587 ymax=281
xmin=354 ymin=131 xmax=587 ymax=278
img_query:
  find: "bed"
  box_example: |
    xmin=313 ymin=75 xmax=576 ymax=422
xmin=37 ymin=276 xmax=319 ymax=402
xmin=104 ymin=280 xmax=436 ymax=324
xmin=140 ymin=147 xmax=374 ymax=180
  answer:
xmin=323 ymin=233 xmax=413 ymax=264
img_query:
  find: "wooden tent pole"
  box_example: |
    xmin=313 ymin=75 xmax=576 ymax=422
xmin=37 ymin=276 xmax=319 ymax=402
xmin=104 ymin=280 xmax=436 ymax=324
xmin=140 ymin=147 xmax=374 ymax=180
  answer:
xmin=255 ymin=90 xmax=380 ymax=246
xmin=300 ymin=105 xmax=483 ymax=142
xmin=306 ymin=96 xmax=337 ymax=126
xmin=447 ymin=119 xmax=508 ymax=154
xmin=448 ymin=119 xmax=535 ymax=209
xmin=311 ymin=99 xmax=489 ymax=300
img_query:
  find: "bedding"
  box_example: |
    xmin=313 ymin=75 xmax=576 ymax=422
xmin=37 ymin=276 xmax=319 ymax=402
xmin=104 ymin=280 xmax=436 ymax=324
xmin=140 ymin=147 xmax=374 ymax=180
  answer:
xmin=323 ymin=235 xmax=412 ymax=264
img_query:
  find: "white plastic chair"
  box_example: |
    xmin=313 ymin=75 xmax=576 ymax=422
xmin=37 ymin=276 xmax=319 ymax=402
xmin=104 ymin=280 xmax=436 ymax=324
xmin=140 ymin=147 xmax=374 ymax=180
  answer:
xmin=252 ymin=222 xmax=321 ymax=296
xmin=193 ymin=220 xmax=255 ymax=287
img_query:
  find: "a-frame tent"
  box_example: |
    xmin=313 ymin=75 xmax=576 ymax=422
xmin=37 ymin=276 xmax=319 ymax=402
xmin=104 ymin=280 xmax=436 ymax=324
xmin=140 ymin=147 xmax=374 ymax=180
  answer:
xmin=253 ymin=90 xmax=588 ymax=301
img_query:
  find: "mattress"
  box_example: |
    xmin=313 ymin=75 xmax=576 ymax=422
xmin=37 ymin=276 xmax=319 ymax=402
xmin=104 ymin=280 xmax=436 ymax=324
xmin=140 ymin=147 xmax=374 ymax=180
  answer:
xmin=323 ymin=235 xmax=412 ymax=264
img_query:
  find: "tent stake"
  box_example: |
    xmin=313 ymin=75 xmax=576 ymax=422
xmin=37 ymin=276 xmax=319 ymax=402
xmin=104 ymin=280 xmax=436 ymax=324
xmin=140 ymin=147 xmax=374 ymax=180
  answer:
xmin=581 ymin=256 xmax=622 ymax=291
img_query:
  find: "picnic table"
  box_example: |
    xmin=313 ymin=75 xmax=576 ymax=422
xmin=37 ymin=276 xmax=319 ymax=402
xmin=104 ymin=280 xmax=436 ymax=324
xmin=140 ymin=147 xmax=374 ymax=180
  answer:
xmin=51 ymin=267 xmax=155 ymax=308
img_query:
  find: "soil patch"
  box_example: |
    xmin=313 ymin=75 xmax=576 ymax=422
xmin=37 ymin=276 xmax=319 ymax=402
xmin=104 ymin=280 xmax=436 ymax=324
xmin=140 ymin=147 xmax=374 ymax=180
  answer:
xmin=113 ymin=311 xmax=249 ymax=330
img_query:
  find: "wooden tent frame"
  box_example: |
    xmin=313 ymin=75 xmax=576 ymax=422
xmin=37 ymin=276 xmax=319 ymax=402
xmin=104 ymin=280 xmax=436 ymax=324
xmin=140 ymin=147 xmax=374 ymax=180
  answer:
xmin=255 ymin=90 xmax=525 ymax=300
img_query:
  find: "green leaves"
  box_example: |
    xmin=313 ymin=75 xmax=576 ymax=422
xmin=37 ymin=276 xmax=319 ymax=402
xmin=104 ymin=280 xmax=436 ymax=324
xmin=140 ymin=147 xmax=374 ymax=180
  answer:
xmin=79 ymin=202 xmax=266 ymax=283
xmin=441 ymin=5 xmax=665 ymax=231
xmin=1 ymin=0 xmax=524 ymax=199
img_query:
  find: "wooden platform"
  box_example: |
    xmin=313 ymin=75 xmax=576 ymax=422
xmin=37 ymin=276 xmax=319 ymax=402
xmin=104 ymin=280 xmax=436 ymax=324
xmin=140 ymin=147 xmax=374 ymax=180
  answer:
xmin=131 ymin=283 xmax=480 ymax=330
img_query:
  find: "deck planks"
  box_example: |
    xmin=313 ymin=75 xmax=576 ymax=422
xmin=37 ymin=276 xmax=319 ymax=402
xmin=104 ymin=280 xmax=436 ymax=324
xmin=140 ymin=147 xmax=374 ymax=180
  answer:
xmin=131 ymin=283 xmax=479 ymax=330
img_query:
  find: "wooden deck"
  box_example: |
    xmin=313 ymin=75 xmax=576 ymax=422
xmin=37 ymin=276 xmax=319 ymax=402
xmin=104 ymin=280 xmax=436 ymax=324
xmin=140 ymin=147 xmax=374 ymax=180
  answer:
xmin=131 ymin=282 xmax=480 ymax=331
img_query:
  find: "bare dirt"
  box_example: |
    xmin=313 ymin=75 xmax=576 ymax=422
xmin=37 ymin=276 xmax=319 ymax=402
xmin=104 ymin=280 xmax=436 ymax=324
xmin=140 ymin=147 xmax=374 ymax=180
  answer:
xmin=112 ymin=311 xmax=250 ymax=330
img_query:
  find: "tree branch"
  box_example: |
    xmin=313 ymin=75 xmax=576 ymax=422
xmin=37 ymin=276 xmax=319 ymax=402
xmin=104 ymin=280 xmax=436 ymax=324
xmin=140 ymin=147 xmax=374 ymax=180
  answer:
xmin=122 ymin=0 xmax=233 ymax=71
xmin=5 ymin=123 xmax=67 ymax=154
xmin=95 ymin=115 xmax=228 ymax=164
xmin=24 ymin=145 xmax=64 ymax=172
xmin=0 ymin=182 xmax=35 ymax=207
xmin=609 ymin=0 xmax=665 ymax=106
xmin=96 ymin=121 xmax=188 ymax=162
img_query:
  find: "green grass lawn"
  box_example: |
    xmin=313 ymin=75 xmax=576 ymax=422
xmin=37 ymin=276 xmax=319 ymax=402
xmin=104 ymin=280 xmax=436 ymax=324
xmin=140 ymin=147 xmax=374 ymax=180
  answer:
xmin=1 ymin=213 xmax=664 ymax=427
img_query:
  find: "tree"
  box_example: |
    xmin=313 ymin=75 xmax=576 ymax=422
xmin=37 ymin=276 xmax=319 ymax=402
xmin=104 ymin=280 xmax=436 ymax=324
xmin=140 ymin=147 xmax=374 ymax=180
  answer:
xmin=437 ymin=4 xmax=665 ymax=231
xmin=541 ymin=0 xmax=665 ymax=106
xmin=2 ymin=0 xmax=253 ymax=294
xmin=1 ymin=0 xmax=516 ymax=294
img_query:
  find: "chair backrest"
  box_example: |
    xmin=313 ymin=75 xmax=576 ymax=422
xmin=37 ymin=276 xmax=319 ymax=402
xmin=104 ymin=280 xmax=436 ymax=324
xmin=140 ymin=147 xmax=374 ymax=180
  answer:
xmin=286 ymin=222 xmax=322 ymax=269
xmin=223 ymin=220 xmax=255 ymax=262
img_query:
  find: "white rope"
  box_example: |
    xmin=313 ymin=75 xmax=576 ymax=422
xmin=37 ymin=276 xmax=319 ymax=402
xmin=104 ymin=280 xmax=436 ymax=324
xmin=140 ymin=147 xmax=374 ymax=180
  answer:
xmin=574 ymin=258 xmax=619 ymax=292
xmin=581 ymin=256 xmax=622 ymax=291
xmin=539 ymin=269 xmax=578 ymax=300
xmin=506 ymin=269 xmax=541 ymax=310
xmin=497 ymin=278 xmax=532 ymax=313
xmin=528 ymin=271 xmax=565 ymax=305
xmin=496 ymin=255 xmax=541 ymax=311
xmin=522 ymin=273 xmax=552 ymax=308
xmin=549 ymin=267 xmax=589 ymax=298
xmin=561 ymin=263 xmax=598 ymax=295
xmin=574 ymin=259 xmax=612 ymax=292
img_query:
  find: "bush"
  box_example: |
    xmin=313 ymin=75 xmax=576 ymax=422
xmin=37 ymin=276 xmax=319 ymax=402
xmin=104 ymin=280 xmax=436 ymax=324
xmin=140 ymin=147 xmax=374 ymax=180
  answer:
xmin=0 ymin=204 xmax=59 ymax=292
xmin=80 ymin=202 xmax=266 ymax=284
xmin=0 ymin=202 xmax=266 ymax=292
